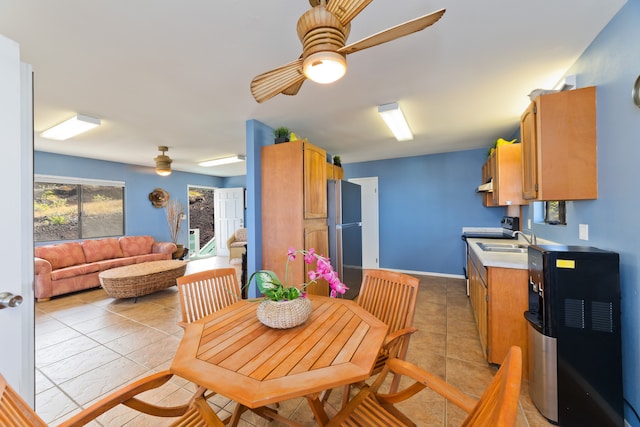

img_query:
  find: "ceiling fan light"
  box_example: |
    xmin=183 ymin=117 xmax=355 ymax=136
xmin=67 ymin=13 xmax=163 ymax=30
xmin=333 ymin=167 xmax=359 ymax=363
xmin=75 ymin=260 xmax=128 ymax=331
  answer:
xmin=303 ymin=52 xmax=346 ymax=84
xmin=378 ymin=103 xmax=414 ymax=141
xmin=154 ymin=146 xmax=173 ymax=176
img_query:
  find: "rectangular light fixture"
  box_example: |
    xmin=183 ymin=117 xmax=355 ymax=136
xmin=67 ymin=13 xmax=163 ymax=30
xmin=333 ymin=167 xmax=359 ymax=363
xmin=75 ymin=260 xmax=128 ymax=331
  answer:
xmin=40 ymin=114 xmax=101 ymax=141
xmin=377 ymin=102 xmax=413 ymax=141
xmin=198 ymin=155 xmax=246 ymax=167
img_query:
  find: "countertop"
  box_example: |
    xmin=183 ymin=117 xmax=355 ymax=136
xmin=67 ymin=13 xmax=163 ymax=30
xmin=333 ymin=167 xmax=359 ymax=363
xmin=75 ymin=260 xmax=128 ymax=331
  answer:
xmin=466 ymin=236 xmax=560 ymax=270
xmin=466 ymin=237 xmax=529 ymax=270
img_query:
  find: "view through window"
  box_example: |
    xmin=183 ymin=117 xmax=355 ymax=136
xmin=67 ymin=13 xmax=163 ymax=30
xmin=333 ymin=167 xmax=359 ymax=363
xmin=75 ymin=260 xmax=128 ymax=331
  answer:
xmin=544 ymin=201 xmax=566 ymax=225
xmin=34 ymin=177 xmax=124 ymax=242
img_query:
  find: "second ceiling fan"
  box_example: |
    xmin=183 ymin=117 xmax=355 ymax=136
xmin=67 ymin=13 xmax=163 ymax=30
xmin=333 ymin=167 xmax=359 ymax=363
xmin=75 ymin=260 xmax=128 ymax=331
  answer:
xmin=250 ymin=0 xmax=445 ymax=103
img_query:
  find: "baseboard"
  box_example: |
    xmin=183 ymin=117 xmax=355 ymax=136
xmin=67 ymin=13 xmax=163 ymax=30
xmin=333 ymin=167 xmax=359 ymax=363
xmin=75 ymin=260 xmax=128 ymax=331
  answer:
xmin=381 ymin=268 xmax=465 ymax=280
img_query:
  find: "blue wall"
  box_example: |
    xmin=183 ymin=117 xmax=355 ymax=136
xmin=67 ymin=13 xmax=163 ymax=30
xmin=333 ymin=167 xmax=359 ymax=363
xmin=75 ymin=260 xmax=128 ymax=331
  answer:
xmin=344 ymin=149 xmax=505 ymax=275
xmin=244 ymin=119 xmax=276 ymax=298
xmin=519 ymin=0 xmax=640 ymax=423
xmin=35 ymin=151 xmax=224 ymax=246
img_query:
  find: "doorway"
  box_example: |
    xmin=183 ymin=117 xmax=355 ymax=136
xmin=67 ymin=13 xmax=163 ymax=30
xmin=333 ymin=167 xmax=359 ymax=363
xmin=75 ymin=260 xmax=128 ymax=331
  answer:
xmin=348 ymin=177 xmax=379 ymax=269
xmin=187 ymin=186 xmax=216 ymax=259
xmin=213 ymin=187 xmax=245 ymax=257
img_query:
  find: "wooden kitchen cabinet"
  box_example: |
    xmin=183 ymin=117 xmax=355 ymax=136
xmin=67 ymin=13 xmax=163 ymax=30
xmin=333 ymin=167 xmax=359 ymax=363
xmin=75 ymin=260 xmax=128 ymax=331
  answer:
xmin=467 ymin=246 xmax=529 ymax=378
xmin=262 ymin=140 xmax=329 ymax=296
xmin=326 ymin=162 xmax=344 ymax=180
xmin=481 ymin=144 xmax=527 ymax=206
xmin=468 ymin=251 xmax=488 ymax=351
xmin=520 ymin=86 xmax=597 ymax=200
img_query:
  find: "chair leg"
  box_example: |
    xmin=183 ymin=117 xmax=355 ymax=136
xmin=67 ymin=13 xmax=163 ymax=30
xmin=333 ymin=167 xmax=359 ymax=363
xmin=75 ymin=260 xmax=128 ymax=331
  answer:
xmin=341 ymin=384 xmax=351 ymax=409
xmin=389 ymin=372 xmax=402 ymax=394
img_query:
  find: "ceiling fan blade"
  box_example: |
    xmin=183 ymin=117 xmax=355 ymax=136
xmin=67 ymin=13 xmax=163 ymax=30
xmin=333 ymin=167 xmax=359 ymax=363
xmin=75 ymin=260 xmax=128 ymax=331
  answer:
xmin=282 ymin=79 xmax=305 ymax=96
xmin=338 ymin=8 xmax=445 ymax=56
xmin=250 ymin=58 xmax=306 ymax=103
xmin=326 ymin=0 xmax=373 ymax=26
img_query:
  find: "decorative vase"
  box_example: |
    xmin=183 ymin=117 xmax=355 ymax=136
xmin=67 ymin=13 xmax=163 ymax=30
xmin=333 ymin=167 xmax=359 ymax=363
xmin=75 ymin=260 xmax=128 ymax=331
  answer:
xmin=256 ymin=297 xmax=313 ymax=329
xmin=172 ymin=244 xmax=185 ymax=260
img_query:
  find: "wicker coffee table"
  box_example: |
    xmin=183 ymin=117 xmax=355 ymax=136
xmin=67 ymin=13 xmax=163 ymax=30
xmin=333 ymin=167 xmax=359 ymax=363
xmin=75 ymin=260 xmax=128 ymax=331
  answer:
xmin=99 ymin=260 xmax=187 ymax=300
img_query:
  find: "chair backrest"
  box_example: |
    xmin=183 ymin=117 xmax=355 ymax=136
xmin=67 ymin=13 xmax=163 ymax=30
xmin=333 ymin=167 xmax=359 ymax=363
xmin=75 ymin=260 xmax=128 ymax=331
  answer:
xmin=176 ymin=268 xmax=241 ymax=326
xmin=357 ymin=269 xmax=419 ymax=354
xmin=0 ymin=374 xmax=48 ymax=427
xmin=462 ymin=346 xmax=522 ymax=426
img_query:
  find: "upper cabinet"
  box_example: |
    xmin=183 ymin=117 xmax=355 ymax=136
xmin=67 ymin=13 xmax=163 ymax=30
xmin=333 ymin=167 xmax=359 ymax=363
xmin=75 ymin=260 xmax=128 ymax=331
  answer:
xmin=520 ymin=86 xmax=597 ymax=201
xmin=326 ymin=163 xmax=344 ymax=180
xmin=481 ymin=143 xmax=527 ymax=207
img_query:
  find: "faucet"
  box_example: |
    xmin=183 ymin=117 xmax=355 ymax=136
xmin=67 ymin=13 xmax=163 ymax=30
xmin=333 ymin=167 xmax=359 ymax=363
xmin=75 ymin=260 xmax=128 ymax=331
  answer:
xmin=512 ymin=229 xmax=537 ymax=245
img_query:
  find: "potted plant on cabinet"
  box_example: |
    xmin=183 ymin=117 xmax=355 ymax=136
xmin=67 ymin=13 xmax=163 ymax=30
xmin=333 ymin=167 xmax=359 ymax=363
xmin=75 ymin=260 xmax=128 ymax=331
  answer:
xmin=333 ymin=155 xmax=342 ymax=167
xmin=274 ymin=127 xmax=290 ymax=144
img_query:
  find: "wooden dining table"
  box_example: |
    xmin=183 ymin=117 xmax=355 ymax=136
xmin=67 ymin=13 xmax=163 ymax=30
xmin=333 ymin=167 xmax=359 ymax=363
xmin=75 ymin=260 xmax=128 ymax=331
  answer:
xmin=170 ymin=295 xmax=388 ymax=426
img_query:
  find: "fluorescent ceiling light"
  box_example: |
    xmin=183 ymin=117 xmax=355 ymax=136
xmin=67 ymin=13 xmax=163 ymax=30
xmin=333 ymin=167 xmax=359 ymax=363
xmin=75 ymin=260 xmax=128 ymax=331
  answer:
xmin=198 ymin=155 xmax=246 ymax=167
xmin=303 ymin=52 xmax=347 ymax=84
xmin=377 ymin=103 xmax=413 ymax=141
xmin=40 ymin=114 xmax=101 ymax=140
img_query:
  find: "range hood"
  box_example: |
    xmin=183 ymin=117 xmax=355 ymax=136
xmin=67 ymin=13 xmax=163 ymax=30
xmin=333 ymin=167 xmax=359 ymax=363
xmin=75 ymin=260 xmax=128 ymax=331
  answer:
xmin=477 ymin=179 xmax=493 ymax=193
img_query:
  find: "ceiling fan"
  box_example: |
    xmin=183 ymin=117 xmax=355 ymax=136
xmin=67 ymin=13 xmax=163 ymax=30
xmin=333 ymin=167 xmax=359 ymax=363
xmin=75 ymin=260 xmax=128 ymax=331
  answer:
xmin=250 ymin=0 xmax=445 ymax=103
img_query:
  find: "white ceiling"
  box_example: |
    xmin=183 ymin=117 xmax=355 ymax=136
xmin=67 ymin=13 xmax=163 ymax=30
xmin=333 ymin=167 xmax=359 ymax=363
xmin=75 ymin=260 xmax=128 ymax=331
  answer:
xmin=0 ymin=0 xmax=627 ymax=177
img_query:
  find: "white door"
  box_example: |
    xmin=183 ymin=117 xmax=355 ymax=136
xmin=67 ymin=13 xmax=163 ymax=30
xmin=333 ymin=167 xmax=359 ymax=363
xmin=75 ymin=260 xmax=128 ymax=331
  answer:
xmin=214 ymin=188 xmax=244 ymax=256
xmin=349 ymin=177 xmax=379 ymax=269
xmin=0 ymin=36 xmax=35 ymax=404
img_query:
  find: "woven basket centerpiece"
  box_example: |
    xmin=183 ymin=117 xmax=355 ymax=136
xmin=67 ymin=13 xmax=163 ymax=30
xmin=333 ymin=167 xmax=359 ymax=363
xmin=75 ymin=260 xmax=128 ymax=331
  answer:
xmin=256 ymin=297 xmax=313 ymax=329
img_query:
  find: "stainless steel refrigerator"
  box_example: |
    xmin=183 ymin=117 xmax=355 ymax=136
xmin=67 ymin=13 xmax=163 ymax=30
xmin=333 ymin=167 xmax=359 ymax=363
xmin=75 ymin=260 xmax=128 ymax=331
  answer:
xmin=327 ymin=180 xmax=362 ymax=300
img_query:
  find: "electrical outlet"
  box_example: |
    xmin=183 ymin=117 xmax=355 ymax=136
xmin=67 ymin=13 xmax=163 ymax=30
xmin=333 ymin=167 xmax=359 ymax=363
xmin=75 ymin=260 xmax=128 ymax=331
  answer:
xmin=579 ymin=224 xmax=589 ymax=240
xmin=528 ymin=219 xmax=531 ymax=229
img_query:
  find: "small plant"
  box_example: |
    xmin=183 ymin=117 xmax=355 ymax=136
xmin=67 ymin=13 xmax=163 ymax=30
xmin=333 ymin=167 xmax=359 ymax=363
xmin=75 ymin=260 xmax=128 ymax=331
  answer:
xmin=49 ymin=215 xmax=69 ymax=225
xmin=333 ymin=155 xmax=341 ymax=167
xmin=92 ymin=194 xmax=112 ymax=202
xmin=274 ymin=127 xmax=290 ymax=139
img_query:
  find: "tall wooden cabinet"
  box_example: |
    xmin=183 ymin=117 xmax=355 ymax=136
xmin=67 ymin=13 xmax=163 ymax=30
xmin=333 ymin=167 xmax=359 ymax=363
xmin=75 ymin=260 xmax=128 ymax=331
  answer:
xmin=520 ymin=86 xmax=597 ymax=200
xmin=262 ymin=140 xmax=329 ymax=296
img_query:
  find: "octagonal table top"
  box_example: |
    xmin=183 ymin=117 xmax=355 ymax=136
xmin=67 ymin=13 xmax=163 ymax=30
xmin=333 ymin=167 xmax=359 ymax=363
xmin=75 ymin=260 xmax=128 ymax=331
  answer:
xmin=170 ymin=295 xmax=388 ymax=409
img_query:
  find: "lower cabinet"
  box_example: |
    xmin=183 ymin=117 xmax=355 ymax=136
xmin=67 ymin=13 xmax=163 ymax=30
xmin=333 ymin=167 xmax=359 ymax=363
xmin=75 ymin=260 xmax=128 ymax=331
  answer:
xmin=467 ymin=247 xmax=528 ymax=378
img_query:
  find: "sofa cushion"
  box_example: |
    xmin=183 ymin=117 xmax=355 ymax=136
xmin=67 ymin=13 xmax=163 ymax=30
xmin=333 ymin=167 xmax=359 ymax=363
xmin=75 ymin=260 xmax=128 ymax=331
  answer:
xmin=119 ymin=236 xmax=154 ymax=257
xmin=82 ymin=238 xmax=124 ymax=263
xmin=235 ymin=228 xmax=247 ymax=242
xmin=133 ymin=253 xmax=169 ymax=263
xmin=50 ymin=263 xmax=100 ymax=281
xmin=35 ymin=243 xmax=86 ymax=270
xmin=94 ymin=257 xmax=136 ymax=271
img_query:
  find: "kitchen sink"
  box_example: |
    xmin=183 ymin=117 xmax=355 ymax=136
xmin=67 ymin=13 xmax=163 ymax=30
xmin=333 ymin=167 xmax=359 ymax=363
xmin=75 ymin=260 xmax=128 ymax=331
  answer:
xmin=477 ymin=242 xmax=528 ymax=253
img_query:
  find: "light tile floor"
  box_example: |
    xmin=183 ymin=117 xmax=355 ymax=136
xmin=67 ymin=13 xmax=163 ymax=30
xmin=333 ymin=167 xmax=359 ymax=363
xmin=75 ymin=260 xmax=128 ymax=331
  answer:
xmin=35 ymin=256 xmax=554 ymax=426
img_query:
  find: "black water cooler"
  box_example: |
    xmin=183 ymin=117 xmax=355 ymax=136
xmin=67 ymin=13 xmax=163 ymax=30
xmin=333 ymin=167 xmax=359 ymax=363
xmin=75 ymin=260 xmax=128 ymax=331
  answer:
xmin=525 ymin=245 xmax=623 ymax=426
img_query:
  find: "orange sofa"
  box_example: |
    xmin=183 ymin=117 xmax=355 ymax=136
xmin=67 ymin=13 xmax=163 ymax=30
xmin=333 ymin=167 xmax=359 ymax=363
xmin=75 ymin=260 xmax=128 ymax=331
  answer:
xmin=34 ymin=236 xmax=176 ymax=302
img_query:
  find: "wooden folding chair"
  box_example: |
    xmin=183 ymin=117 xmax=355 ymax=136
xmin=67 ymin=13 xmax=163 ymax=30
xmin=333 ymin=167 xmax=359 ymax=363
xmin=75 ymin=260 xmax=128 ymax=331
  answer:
xmin=327 ymin=346 xmax=523 ymax=427
xmin=1 ymin=371 xmax=224 ymax=427
xmin=176 ymin=268 xmax=241 ymax=327
xmin=321 ymin=269 xmax=419 ymax=411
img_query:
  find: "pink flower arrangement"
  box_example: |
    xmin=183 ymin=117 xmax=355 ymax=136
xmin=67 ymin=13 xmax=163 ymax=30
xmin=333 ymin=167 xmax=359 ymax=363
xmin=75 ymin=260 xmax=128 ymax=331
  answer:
xmin=288 ymin=247 xmax=349 ymax=298
xmin=247 ymin=247 xmax=348 ymax=301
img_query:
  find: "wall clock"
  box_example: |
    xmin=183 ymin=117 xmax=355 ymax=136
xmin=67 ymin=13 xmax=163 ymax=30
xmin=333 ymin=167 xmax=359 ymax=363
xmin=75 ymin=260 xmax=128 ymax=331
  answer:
xmin=633 ymin=74 xmax=640 ymax=108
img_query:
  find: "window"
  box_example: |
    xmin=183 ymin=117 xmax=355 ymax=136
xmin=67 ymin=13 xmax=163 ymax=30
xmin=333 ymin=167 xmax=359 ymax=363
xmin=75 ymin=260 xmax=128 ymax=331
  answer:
xmin=34 ymin=176 xmax=124 ymax=242
xmin=544 ymin=201 xmax=566 ymax=225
